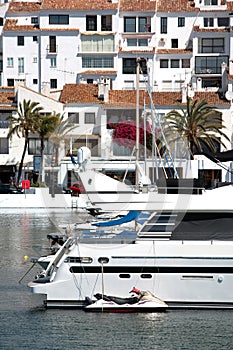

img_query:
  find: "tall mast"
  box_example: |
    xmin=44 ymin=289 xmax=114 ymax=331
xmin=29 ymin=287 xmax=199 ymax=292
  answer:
xmin=135 ymin=58 xmax=140 ymax=189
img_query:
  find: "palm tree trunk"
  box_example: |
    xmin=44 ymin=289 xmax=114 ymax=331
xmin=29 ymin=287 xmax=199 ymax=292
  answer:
xmin=17 ymin=138 xmax=28 ymax=186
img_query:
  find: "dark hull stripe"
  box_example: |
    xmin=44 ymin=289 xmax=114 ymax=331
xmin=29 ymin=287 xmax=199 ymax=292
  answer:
xmin=69 ymin=266 xmax=233 ymax=274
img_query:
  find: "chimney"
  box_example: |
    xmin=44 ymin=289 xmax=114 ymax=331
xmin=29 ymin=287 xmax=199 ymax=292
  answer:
xmin=98 ymin=77 xmax=110 ymax=102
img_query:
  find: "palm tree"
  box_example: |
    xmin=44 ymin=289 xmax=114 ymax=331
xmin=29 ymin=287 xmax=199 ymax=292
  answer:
xmin=37 ymin=113 xmax=75 ymax=184
xmin=36 ymin=112 xmax=61 ymax=183
xmin=7 ymin=99 xmax=44 ymax=186
xmin=164 ymin=97 xmax=230 ymax=159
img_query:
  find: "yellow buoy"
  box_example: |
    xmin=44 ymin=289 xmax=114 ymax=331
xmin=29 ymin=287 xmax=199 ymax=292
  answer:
xmin=23 ymin=255 xmax=29 ymax=262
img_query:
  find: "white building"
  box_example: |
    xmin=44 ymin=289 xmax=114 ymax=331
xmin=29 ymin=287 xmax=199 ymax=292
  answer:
xmin=0 ymin=0 xmax=233 ymax=189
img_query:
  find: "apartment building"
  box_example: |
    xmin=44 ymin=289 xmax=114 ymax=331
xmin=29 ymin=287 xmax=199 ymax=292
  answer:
xmin=0 ymin=0 xmax=233 ymax=187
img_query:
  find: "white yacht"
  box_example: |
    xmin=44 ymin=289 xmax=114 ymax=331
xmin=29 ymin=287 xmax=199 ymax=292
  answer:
xmin=28 ymin=147 xmax=233 ymax=309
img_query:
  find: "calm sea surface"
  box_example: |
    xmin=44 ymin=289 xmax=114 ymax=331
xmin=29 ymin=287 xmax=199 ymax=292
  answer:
xmin=1 ymin=209 xmax=233 ymax=350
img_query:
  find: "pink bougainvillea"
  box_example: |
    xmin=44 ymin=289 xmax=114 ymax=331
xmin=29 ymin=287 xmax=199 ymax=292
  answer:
xmin=108 ymin=120 xmax=162 ymax=152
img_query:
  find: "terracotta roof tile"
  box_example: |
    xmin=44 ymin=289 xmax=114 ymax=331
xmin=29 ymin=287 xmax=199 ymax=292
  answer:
xmin=3 ymin=19 xmax=39 ymax=32
xmin=60 ymin=83 xmax=101 ymax=104
xmin=119 ymin=47 xmax=155 ymax=53
xmin=7 ymin=2 xmax=41 ymax=12
xmin=41 ymin=0 xmax=117 ymax=11
xmin=156 ymin=0 xmax=199 ymax=13
xmin=81 ymin=70 xmax=117 ymax=75
xmin=60 ymin=84 xmax=230 ymax=107
xmin=120 ymin=0 xmax=156 ymax=12
xmin=194 ymin=26 xmax=230 ymax=32
xmin=0 ymin=89 xmax=15 ymax=106
xmin=157 ymin=49 xmax=192 ymax=54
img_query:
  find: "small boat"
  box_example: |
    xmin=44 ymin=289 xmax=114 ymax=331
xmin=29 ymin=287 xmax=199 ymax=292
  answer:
xmin=84 ymin=288 xmax=168 ymax=313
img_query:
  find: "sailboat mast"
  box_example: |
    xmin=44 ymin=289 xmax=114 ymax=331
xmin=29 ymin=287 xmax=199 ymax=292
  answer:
xmin=135 ymin=58 xmax=140 ymax=189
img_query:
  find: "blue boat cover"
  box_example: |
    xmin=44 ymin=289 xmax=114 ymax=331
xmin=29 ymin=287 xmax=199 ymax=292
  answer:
xmin=92 ymin=210 xmax=139 ymax=227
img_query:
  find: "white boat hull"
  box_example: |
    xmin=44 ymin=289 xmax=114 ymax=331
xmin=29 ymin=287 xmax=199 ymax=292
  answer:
xmin=29 ymin=238 xmax=233 ymax=309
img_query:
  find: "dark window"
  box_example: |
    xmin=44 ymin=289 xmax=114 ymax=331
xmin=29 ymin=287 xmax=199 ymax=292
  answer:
xmin=124 ymin=17 xmax=136 ymax=32
xmin=17 ymin=36 xmax=24 ymax=46
xmin=200 ymin=38 xmax=224 ymax=53
xmin=33 ymin=79 xmax=38 ymax=84
xmin=195 ymin=55 xmax=229 ymax=74
xmin=49 ymin=15 xmax=69 ymax=25
xmin=86 ymin=15 xmax=97 ymax=31
xmin=138 ymin=17 xmax=147 ymax=32
xmin=182 ymin=59 xmax=190 ymax=68
xmin=0 ymin=17 xmax=3 ymax=26
xmin=68 ymin=112 xmax=79 ymax=124
xmin=82 ymin=56 xmax=113 ymax=68
xmin=0 ymin=138 xmax=9 ymax=154
xmin=28 ymin=138 xmax=52 ymax=155
xmin=87 ymin=79 xmax=94 ymax=84
xmin=178 ymin=17 xmax=185 ymax=27
xmin=161 ymin=17 xmax=167 ymax=34
xmin=171 ymin=39 xmax=178 ymax=48
xmin=119 ymin=274 xmax=131 ymax=279
xmin=218 ymin=17 xmax=229 ymax=27
xmin=50 ymin=79 xmax=57 ymax=89
xmin=204 ymin=0 xmax=218 ymax=4
xmin=49 ymin=36 xmax=56 ymax=53
xmin=140 ymin=274 xmax=152 ymax=279
xmin=171 ymin=59 xmax=179 ymax=68
xmin=7 ymin=79 xmax=14 ymax=87
xmin=160 ymin=59 xmax=168 ymax=68
xmin=85 ymin=113 xmax=95 ymax=124
xmin=123 ymin=58 xmax=147 ymax=74
xmin=204 ymin=18 xmax=214 ymax=27
xmin=33 ymin=36 xmax=37 ymax=42
xmin=101 ymin=15 xmax=112 ymax=31
xmin=31 ymin=17 xmax=38 ymax=24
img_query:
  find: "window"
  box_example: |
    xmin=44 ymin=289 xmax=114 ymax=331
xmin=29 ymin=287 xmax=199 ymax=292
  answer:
xmin=161 ymin=17 xmax=167 ymax=34
xmin=101 ymin=15 xmax=112 ymax=31
xmin=138 ymin=17 xmax=147 ymax=32
xmin=127 ymin=38 xmax=148 ymax=46
xmin=0 ymin=17 xmax=3 ymax=26
xmin=33 ymin=79 xmax=38 ymax=84
xmin=7 ymin=57 xmax=13 ymax=67
xmin=178 ymin=17 xmax=185 ymax=27
xmin=49 ymin=36 xmax=56 ymax=53
xmin=218 ymin=17 xmax=229 ymax=27
xmin=204 ymin=18 xmax=214 ymax=27
xmin=82 ymin=56 xmax=113 ymax=68
xmin=68 ymin=112 xmax=79 ymax=124
xmin=50 ymin=57 xmax=57 ymax=67
xmin=124 ymin=17 xmax=136 ymax=32
xmin=81 ymin=35 xmax=114 ymax=52
xmin=86 ymin=15 xmax=97 ymax=31
xmin=31 ymin=17 xmax=38 ymax=24
xmin=28 ymin=138 xmax=52 ymax=155
xmin=0 ymin=138 xmax=9 ymax=154
xmin=7 ymin=79 xmax=14 ymax=87
xmin=171 ymin=59 xmax=179 ymax=68
xmin=171 ymin=39 xmax=178 ymax=48
xmin=17 ymin=36 xmax=24 ymax=46
xmin=85 ymin=113 xmax=95 ymax=124
xmin=33 ymin=36 xmax=38 ymax=42
xmin=160 ymin=59 xmax=168 ymax=68
xmin=195 ymin=55 xmax=229 ymax=74
xmin=71 ymin=138 xmax=99 ymax=156
xmin=87 ymin=79 xmax=94 ymax=84
xmin=33 ymin=57 xmax=37 ymax=63
xmin=182 ymin=59 xmax=190 ymax=68
xmin=123 ymin=58 xmax=147 ymax=74
xmin=49 ymin=15 xmax=69 ymax=25
xmin=199 ymin=38 xmax=224 ymax=53
xmin=204 ymin=0 xmax=218 ymax=4
xmin=18 ymin=58 xmax=24 ymax=74
xmin=50 ymin=79 xmax=57 ymax=89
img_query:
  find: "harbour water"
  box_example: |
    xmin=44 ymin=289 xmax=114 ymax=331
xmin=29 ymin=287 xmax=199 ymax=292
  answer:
xmin=1 ymin=209 xmax=233 ymax=350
